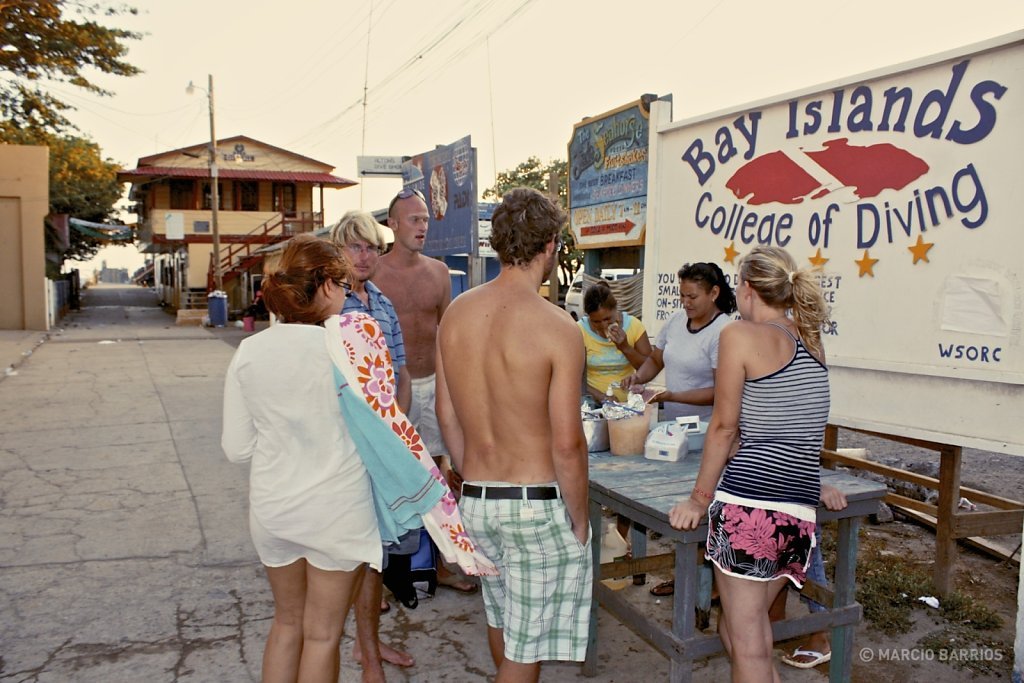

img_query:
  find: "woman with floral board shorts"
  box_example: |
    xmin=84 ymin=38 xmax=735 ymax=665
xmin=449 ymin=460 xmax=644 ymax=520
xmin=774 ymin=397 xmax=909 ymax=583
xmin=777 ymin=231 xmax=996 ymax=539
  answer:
xmin=669 ymin=245 xmax=848 ymax=681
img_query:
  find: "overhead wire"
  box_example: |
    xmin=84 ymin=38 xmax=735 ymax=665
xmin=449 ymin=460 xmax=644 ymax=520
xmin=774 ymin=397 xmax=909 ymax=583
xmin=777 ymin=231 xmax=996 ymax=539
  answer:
xmin=313 ymin=0 xmax=537 ymax=150
xmin=45 ymin=84 xmax=196 ymax=118
xmin=229 ymin=1 xmax=393 ymax=119
xmin=288 ymin=0 xmax=525 ymax=152
xmin=44 ymin=86 xmax=205 ymax=158
xmin=284 ymin=0 xmax=501 ymax=148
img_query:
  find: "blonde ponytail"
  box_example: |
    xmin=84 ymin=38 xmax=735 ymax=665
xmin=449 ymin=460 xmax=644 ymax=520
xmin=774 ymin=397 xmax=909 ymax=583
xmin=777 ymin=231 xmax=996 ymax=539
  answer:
xmin=739 ymin=246 xmax=830 ymax=357
xmin=788 ymin=269 xmax=829 ymax=358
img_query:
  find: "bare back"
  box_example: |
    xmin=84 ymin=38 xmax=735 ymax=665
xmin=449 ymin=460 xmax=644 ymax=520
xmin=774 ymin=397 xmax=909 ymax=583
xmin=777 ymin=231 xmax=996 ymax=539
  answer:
xmin=373 ymin=254 xmax=450 ymax=378
xmin=739 ymin=318 xmax=825 ymax=380
xmin=438 ymin=280 xmax=585 ymax=484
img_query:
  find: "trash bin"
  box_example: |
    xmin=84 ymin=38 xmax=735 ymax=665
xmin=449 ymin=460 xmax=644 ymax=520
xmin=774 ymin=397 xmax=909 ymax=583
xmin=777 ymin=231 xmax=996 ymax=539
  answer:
xmin=207 ymin=291 xmax=228 ymax=327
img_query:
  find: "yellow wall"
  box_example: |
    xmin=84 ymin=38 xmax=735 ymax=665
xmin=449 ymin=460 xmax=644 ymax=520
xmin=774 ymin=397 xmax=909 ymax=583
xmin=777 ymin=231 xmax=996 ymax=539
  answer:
xmin=0 ymin=145 xmax=49 ymax=330
xmin=150 ymin=209 xmax=282 ymax=237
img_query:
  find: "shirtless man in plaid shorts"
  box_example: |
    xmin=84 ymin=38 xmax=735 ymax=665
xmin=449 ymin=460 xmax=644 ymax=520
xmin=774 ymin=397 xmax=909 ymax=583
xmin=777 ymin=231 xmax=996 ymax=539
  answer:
xmin=436 ymin=187 xmax=592 ymax=682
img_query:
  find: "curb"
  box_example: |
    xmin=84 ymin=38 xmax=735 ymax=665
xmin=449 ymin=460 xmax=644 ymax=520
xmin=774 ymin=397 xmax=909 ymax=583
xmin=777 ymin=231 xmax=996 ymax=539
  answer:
xmin=1 ymin=332 xmax=50 ymax=383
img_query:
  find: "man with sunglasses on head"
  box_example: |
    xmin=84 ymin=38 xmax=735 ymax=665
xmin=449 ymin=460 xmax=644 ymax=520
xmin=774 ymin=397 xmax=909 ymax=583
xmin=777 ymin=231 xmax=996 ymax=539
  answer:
xmin=328 ymin=210 xmax=415 ymax=681
xmin=374 ymin=187 xmax=479 ymax=594
xmin=436 ymin=188 xmax=592 ymax=682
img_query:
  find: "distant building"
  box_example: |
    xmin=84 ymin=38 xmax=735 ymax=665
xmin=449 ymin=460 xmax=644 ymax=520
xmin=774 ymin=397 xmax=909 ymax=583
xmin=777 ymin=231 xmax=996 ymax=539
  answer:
xmin=97 ymin=260 xmax=129 ymax=284
xmin=117 ymin=136 xmax=356 ymax=312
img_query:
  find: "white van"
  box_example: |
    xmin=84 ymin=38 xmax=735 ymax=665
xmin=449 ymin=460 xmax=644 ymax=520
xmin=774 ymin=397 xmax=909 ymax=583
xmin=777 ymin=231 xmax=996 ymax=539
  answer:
xmin=564 ymin=268 xmax=640 ymax=320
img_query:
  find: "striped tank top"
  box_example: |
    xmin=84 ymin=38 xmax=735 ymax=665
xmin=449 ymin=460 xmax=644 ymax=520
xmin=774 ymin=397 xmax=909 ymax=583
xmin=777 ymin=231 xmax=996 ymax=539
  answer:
xmin=717 ymin=322 xmax=829 ymax=513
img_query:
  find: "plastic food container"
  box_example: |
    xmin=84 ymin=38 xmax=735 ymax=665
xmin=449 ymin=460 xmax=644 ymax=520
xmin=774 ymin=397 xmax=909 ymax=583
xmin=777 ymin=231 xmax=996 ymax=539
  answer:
xmin=583 ymin=417 xmax=609 ymax=452
xmin=607 ymin=404 xmax=657 ymax=456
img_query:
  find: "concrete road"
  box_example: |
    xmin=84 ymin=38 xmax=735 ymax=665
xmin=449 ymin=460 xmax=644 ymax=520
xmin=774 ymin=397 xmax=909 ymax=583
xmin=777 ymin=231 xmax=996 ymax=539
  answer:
xmin=1 ymin=285 xmax=268 ymax=682
xmin=0 ymin=284 xmax=814 ymax=682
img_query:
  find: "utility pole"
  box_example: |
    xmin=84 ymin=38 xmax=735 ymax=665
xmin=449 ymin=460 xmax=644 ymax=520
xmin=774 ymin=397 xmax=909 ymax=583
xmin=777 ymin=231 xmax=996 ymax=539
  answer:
xmin=360 ymin=0 xmax=374 ymax=209
xmin=547 ymin=171 xmax=561 ymax=306
xmin=207 ymin=74 xmax=222 ymax=292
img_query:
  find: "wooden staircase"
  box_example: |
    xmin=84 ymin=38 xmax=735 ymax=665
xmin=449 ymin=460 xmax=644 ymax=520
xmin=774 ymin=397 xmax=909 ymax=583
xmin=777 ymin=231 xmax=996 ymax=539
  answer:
xmin=207 ymin=212 xmax=322 ymax=291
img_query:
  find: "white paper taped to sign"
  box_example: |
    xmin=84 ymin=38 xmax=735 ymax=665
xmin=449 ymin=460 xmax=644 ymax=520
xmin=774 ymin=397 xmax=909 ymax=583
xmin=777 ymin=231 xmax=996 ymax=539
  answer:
xmin=941 ymin=275 xmax=1008 ymax=336
xmin=165 ymin=212 xmax=184 ymax=240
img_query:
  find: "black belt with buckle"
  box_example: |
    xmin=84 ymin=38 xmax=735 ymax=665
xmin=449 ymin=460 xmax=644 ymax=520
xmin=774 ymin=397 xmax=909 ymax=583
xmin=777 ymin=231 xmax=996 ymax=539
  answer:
xmin=462 ymin=484 xmax=560 ymax=500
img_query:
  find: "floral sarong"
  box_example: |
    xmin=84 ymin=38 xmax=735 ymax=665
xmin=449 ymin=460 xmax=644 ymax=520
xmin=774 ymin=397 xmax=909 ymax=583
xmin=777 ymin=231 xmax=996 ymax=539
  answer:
xmin=325 ymin=313 xmax=497 ymax=577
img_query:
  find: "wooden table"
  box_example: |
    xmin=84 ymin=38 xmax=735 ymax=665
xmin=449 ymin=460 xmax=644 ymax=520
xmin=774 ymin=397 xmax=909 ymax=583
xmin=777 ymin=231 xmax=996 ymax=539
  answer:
xmin=583 ymin=452 xmax=886 ymax=683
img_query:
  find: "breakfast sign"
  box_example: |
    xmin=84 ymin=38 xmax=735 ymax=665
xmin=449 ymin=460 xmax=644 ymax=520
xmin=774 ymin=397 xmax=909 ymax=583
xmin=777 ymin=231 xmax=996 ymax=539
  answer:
xmin=642 ymin=32 xmax=1023 ymax=454
xmin=568 ymin=98 xmax=651 ymax=248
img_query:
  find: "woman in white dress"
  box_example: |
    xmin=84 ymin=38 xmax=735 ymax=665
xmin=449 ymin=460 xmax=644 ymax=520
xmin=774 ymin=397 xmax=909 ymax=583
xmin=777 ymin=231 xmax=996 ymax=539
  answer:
xmin=222 ymin=234 xmax=381 ymax=683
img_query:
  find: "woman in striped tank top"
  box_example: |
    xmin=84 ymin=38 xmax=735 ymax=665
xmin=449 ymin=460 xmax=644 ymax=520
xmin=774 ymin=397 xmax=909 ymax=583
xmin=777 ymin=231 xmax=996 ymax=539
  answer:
xmin=669 ymin=245 xmax=848 ymax=682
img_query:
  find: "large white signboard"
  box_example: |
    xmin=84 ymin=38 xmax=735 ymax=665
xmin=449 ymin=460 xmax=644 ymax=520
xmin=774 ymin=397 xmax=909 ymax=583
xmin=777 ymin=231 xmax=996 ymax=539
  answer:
xmin=644 ymin=32 xmax=1023 ymax=455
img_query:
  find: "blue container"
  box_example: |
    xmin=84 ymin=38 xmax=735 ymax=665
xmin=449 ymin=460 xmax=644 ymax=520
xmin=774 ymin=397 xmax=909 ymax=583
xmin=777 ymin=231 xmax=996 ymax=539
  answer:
xmin=207 ymin=291 xmax=228 ymax=327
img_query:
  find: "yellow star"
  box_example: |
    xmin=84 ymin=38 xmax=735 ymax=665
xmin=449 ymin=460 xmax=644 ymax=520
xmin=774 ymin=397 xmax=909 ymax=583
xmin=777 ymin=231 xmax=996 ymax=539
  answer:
xmin=855 ymin=250 xmax=878 ymax=277
xmin=908 ymin=235 xmax=934 ymax=264
xmin=724 ymin=242 xmax=739 ymax=264
xmin=808 ymin=248 xmax=829 ymax=269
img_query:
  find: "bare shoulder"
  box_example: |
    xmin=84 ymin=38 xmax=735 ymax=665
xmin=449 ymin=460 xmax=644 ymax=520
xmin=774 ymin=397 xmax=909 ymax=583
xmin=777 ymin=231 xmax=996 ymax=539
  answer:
xmin=442 ymin=287 xmax=476 ymax=316
xmin=720 ymin=319 xmax=755 ymax=340
xmin=531 ymin=299 xmax=581 ymax=344
xmin=424 ymin=256 xmax=450 ymax=278
xmin=719 ymin=319 xmax=760 ymax=349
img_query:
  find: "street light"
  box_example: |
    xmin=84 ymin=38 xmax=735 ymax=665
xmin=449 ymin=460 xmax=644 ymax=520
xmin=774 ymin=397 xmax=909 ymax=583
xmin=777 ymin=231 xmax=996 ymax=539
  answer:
xmin=186 ymin=75 xmax=222 ymax=291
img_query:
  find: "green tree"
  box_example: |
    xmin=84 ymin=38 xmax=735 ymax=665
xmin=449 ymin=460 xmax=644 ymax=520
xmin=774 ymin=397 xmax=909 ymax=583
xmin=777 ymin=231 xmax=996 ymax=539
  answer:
xmin=1 ymin=123 xmax=125 ymax=269
xmin=483 ymin=156 xmax=580 ymax=286
xmin=0 ymin=0 xmax=141 ymax=133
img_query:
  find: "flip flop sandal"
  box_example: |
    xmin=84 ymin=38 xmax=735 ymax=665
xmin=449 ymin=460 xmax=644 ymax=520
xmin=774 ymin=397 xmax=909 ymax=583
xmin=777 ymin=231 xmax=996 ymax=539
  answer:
xmin=781 ymin=648 xmax=831 ymax=669
xmin=649 ymin=579 xmax=674 ymax=597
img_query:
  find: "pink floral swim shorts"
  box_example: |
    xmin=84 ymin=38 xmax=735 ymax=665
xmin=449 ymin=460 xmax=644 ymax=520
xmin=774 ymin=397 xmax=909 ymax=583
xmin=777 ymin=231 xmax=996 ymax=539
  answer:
xmin=704 ymin=500 xmax=816 ymax=587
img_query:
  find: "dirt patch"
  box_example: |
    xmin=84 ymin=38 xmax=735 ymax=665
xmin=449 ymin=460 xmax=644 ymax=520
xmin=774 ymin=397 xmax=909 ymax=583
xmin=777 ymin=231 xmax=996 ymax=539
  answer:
xmin=817 ymin=429 xmax=1020 ymax=681
xmin=630 ymin=428 xmax=1021 ymax=681
xmin=838 ymin=520 xmax=1017 ymax=681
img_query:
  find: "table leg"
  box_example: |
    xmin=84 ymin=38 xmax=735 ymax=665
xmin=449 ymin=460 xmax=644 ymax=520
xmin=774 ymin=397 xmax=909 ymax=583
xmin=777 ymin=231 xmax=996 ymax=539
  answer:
xmin=670 ymin=541 xmax=698 ymax=683
xmin=830 ymin=516 xmax=860 ymax=683
xmin=696 ymin=559 xmax=713 ymax=630
xmin=631 ymin=522 xmax=647 ymax=584
xmin=583 ymin=500 xmax=603 ymax=677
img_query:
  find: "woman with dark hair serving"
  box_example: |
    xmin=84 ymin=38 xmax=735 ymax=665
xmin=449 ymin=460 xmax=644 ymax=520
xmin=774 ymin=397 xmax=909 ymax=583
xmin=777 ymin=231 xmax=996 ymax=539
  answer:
xmin=621 ymin=262 xmax=736 ymax=596
xmin=579 ymin=280 xmax=652 ymax=403
xmin=622 ymin=262 xmax=736 ymax=422
xmin=669 ymin=245 xmax=847 ymax=682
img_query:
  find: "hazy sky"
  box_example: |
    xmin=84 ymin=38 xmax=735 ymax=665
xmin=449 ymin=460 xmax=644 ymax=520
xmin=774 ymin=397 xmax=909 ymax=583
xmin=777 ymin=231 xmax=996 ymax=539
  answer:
xmin=63 ymin=0 xmax=1024 ymax=272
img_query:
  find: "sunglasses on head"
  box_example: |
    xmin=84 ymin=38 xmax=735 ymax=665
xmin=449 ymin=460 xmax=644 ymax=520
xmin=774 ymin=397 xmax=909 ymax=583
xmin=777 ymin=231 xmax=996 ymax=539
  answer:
xmin=388 ymin=187 xmax=425 ymax=215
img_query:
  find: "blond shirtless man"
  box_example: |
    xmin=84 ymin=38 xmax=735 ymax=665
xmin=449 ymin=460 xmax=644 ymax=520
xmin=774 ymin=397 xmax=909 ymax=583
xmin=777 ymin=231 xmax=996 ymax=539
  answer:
xmin=436 ymin=188 xmax=592 ymax=683
xmin=373 ymin=188 xmax=478 ymax=593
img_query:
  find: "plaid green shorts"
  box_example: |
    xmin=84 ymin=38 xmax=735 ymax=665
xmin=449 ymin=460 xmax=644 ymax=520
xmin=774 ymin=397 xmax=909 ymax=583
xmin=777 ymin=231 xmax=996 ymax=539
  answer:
xmin=460 ymin=486 xmax=593 ymax=663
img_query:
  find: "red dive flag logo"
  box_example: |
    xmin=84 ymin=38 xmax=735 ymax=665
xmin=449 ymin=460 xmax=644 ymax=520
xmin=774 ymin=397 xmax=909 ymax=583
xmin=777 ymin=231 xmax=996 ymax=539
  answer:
xmin=725 ymin=138 xmax=930 ymax=205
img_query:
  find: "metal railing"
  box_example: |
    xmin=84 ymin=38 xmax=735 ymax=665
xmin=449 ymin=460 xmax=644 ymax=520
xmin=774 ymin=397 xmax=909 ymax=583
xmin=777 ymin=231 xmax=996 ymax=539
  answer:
xmin=207 ymin=211 xmax=323 ymax=290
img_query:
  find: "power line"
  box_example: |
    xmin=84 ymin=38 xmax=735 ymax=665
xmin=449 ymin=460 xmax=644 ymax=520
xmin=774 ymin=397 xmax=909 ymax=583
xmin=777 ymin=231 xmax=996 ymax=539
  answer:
xmin=288 ymin=0 xmax=534 ymax=152
xmin=318 ymin=0 xmax=536 ymax=148
xmin=284 ymin=0 xmax=503 ymax=147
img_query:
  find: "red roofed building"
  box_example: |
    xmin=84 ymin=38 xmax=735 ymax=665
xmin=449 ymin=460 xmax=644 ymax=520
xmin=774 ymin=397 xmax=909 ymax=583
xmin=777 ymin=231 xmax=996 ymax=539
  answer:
xmin=118 ymin=136 xmax=356 ymax=314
